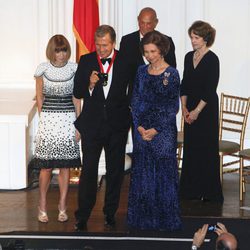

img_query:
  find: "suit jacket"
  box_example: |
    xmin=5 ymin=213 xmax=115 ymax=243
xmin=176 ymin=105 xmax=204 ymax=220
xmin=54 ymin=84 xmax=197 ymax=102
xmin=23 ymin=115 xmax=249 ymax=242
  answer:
xmin=73 ymin=50 xmax=131 ymax=139
xmin=119 ymin=30 xmax=177 ymax=84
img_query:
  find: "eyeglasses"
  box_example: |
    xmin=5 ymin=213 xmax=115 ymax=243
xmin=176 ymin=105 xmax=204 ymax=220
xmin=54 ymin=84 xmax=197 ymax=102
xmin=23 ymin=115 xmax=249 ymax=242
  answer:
xmin=55 ymin=47 xmax=67 ymax=53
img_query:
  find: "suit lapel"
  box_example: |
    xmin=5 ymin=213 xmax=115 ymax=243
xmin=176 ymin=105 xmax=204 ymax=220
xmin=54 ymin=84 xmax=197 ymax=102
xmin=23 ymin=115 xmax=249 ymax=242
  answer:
xmin=91 ymin=53 xmax=105 ymax=100
xmin=135 ymin=31 xmax=145 ymax=65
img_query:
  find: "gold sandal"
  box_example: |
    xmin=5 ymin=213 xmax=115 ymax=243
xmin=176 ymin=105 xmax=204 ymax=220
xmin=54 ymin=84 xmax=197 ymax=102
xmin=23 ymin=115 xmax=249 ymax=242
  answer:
xmin=38 ymin=207 xmax=48 ymax=223
xmin=58 ymin=206 xmax=68 ymax=222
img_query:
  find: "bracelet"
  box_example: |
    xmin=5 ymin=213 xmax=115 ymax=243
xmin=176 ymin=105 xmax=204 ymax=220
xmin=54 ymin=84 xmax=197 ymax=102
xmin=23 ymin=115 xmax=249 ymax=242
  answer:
xmin=191 ymin=245 xmax=198 ymax=250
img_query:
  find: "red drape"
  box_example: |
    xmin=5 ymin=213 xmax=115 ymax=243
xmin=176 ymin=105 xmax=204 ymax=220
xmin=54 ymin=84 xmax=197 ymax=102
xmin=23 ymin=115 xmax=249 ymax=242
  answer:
xmin=73 ymin=0 xmax=99 ymax=61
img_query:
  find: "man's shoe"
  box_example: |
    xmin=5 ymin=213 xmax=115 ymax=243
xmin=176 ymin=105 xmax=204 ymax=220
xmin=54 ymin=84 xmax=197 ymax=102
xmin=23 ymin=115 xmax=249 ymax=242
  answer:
xmin=74 ymin=221 xmax=87 ymax=231
xmin=104 ymin=215 xmax=116 ymax=227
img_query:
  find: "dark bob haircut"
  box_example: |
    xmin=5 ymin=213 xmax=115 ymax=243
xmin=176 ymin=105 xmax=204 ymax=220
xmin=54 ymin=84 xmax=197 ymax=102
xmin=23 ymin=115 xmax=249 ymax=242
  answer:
xmin=188 ymin=20 xmax=216 ymax=47
xmin=140 ymin=30 xmax=170 ymax=56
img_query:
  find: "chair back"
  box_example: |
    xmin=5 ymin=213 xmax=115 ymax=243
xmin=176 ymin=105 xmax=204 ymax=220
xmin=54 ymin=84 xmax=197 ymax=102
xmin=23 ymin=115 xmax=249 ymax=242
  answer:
xmin=219 ymin=93 xmax=250 ymax=150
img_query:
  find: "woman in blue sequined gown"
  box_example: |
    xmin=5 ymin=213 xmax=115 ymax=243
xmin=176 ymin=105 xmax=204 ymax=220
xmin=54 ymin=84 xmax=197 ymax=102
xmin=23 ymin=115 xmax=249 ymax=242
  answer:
xmin=127 ymin=31 xmax=182 ymax=231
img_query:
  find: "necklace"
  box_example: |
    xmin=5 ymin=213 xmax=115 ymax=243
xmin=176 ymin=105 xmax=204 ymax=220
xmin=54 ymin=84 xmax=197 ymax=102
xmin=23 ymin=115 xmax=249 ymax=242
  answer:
xmin=193 ymin=49 xmax=209 ymax=68
xmin=150 ymin=62 xmax=166 ymax=71
xmin=149 ymin=57 xmax=166 ymax=71
xmin=193 ymin=49 xmax=209 ymax=61
xmin=150 ymin=65 xmax=161 ymax=70
xmin=193 ymin=51 xmax=201 ymax=61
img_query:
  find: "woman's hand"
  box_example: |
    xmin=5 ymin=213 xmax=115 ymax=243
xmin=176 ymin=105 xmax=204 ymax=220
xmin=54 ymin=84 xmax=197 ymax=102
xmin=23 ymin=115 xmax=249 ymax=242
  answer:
xmin=186 ymin=101 xmax=205 ymax=124
xmin=186 ymin=109 xmax=200 ymax=124
xmin=142 ymin=128 xmax=158 ymax=141
xmin=138 ymin=126 xmax=158 ymax=141
xmin=36 ymin=76 xmax=44 ymax=114
xmin=75 ymin=129 xmax=81 ymax=142
xmin=137 ymin=126 xmax=146 ymax=136
xmin=182 ymin=105 xmax=190 ymax=123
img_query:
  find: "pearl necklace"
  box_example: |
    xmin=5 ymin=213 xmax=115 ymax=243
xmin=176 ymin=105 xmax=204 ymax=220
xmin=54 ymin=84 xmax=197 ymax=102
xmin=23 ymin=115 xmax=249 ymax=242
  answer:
xmin=149 ymin=62 xmax=166 ymax=71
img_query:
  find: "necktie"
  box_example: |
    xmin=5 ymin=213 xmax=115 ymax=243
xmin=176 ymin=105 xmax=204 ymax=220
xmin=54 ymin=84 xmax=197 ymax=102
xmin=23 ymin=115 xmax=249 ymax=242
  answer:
xmin=101 ymin=58 xmax=111 ymax=65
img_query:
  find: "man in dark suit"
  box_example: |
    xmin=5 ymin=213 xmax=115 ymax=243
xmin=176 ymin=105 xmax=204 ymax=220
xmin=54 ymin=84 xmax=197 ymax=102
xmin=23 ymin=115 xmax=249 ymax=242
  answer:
xmin=73 ymin=25 xmax=131 ymax=231
xmin=119 ymin=7 xmax=176 ymax=91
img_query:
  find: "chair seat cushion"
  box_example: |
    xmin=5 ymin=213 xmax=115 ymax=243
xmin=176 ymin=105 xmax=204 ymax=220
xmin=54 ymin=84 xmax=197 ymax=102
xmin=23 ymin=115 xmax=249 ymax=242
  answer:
xmin=219 ymin=140 xmax=240 ymax=154
xmin=239 ymin=149 xmax=250 ymax=159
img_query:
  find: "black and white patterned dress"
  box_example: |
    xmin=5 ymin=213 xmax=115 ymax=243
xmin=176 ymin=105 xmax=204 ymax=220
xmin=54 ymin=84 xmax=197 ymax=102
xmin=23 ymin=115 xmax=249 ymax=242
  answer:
xmin=32 ymin=61 xmax=81 ymax=169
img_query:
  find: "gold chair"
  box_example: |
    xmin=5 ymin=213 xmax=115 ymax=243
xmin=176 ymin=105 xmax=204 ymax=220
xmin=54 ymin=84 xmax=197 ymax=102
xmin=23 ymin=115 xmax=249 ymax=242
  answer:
xmin=239 ymin=149 xmax=250 ymax=201
xmin=177 ymin=115 xmax=184 ymax=169
xmin=219 ymin=93 xmax=250 ymax=184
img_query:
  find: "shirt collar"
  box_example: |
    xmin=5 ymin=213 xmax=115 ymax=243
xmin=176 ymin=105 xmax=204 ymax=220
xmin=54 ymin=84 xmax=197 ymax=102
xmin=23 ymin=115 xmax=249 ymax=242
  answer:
xmin=99 ymin=49 xmax=114 ymax=60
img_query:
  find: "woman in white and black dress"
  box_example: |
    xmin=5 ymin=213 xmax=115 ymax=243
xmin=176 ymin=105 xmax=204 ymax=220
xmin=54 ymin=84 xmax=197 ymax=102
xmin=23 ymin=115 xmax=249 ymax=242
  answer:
xmin=33 ymin=35 xmax=81 ymax=223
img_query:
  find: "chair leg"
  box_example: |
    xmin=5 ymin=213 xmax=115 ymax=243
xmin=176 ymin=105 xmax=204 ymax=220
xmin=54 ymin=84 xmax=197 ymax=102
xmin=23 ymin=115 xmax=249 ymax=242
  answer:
xmin=243 ymin=177 xmax=246 ymax=193
xmin=219 ymin=154 xmax=223 ymax=185
xmin=177 ymin=146 xmax=183 ymax=169
xmin=240 ymin=157 xmax=243 ymax=201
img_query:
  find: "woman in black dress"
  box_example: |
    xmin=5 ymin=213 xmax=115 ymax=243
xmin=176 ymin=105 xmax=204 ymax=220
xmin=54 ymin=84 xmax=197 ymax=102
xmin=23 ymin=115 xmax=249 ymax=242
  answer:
xmin=179 ymin=20 xmax=223 ymax=202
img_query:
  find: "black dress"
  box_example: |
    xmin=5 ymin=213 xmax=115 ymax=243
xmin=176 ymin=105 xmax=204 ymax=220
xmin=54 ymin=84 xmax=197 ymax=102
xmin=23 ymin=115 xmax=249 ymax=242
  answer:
xmin=179 ymin=50 xmax=223 ymax=202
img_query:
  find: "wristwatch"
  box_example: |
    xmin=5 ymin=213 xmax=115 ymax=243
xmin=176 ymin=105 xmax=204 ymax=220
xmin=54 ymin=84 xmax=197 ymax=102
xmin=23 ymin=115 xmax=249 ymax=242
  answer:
xmin=191 ymin=245 xmax=198 ymax=250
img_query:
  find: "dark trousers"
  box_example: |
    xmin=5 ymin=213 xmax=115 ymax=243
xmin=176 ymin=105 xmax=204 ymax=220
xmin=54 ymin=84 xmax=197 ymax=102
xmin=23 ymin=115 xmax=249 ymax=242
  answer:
xmin=75 ymin=123 xmax=128 ymax=223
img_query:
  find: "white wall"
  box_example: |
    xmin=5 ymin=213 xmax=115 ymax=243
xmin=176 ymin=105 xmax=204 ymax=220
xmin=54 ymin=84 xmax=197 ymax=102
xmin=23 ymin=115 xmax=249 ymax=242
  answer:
xmin=101 ymin=0 xmax=250 ymax=97
xmin=100 ymin=0 xmax=250 ymax=145
xmin=0 ymin=0 xmax=249 ymax=145
xmin=0 ymin=0 xmax=75 ymax=89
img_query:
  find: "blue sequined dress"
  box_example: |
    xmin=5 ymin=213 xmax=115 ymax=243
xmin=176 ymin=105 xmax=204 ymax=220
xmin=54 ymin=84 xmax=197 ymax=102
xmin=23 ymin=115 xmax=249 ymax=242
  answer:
xmin=127 ymin=65 xmax=182 ymax=231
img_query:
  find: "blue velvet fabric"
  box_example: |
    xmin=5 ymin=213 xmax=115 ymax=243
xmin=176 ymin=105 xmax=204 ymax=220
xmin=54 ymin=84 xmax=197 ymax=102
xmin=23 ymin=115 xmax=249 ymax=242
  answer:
xmin=127 ymin=65 xmax=182 ymax=231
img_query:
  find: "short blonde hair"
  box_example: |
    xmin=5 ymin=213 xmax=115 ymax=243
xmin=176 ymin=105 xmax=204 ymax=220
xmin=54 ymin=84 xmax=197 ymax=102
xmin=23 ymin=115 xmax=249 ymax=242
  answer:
xmin=46 ymin=34 xmax=71 ymax=62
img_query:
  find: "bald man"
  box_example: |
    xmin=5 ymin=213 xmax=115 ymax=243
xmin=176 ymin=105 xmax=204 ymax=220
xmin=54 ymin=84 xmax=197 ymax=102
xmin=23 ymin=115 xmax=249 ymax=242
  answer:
xmin=191 ymin=223 xmax=238 ymax=250
xmin=119 ymin=7 xmax=176 ymax=97
xmin=216 ymin=232 xmax=238 ymax=250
